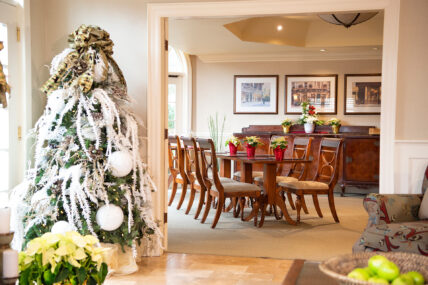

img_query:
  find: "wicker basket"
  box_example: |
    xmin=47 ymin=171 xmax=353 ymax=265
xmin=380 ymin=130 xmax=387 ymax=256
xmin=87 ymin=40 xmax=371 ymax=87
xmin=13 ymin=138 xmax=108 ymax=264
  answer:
xmin=319 ymin=252 xmax=428 ymax=285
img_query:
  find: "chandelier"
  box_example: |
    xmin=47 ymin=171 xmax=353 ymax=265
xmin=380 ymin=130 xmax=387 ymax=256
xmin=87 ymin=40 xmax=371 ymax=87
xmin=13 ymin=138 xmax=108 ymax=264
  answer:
xmin=319 ymin=12 xmax=378 ymax=28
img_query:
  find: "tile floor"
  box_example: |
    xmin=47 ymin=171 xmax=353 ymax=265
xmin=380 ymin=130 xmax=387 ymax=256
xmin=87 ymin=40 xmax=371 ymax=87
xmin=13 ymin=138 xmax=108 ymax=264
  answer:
xmin=105 ymin=253 xmax=293 ymax=285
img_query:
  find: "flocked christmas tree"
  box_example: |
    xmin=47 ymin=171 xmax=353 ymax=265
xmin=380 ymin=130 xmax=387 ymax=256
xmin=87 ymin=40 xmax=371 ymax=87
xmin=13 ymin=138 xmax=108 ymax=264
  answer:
xmin=12 ymin=25 xmax=161 ymax=253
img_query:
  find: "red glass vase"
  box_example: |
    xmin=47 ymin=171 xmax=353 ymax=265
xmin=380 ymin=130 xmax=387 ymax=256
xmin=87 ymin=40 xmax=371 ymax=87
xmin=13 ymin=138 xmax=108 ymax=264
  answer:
xmin=274 ymin=146 xmax=286 ymax=161
xmin=229 ymin=143 xmax=238 ymax=155
xmin=246 ymin=145 xmax=256 ymax=158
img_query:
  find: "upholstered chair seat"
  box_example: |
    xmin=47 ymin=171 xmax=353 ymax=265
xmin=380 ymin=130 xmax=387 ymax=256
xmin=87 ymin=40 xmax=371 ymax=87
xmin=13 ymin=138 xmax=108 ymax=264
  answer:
xmin=233 ymin=171 xmax=263 ymax=179
xmin=254 ymin=175 xmax=298 ymax=184
xmin=278 ymin=180 xmax=329 ymax=190
xmin=213 ymin=181 xmax=261 ymax=193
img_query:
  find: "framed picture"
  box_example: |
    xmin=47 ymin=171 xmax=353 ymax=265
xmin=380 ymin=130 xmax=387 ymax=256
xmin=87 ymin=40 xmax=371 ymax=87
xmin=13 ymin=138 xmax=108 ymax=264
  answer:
xmin=234 ymin=75 xmax=278 ymax=114
xmin=285 ymin=74 xmax=338 ymax=114
xmin=344 ymin=74 xmax=381 ymax=115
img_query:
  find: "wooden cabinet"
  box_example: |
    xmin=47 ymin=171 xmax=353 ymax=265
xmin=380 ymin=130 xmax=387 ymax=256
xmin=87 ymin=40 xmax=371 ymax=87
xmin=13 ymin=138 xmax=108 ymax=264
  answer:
xmin=233 ymin=125 xmax=379 ymax=195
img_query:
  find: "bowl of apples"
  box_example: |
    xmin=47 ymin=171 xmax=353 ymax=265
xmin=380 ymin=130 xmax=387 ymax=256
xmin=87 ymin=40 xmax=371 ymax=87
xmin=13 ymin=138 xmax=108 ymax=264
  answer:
xmin=319 ymin=252 xmax=427 ymax=284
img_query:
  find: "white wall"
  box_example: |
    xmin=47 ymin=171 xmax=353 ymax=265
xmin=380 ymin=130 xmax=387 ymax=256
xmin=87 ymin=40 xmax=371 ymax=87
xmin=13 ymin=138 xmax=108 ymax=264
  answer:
xmin=192 ymin=57 xmax=382 ymax=136
xmin=393 ymin=0 xmax=428 ymax=194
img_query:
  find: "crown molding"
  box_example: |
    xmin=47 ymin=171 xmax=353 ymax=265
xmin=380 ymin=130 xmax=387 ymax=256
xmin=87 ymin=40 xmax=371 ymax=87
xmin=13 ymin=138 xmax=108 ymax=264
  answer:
xmin=198 ymin=51 xmax=382 ymax=63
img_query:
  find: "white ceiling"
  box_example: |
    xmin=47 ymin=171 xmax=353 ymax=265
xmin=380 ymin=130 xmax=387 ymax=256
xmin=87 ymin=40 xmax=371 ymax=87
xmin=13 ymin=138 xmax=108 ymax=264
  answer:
xmin=168 ymin=13 xmax=383 ymax=62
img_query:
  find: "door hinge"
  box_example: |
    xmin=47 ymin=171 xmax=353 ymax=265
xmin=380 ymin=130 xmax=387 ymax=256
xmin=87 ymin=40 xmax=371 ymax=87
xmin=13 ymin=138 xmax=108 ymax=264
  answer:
xmin=18 ymin=126 xmax=22 ymax=141
xmin=16 ymin=27 xmax=21 ymax=42
xmin=164 ymin=39 xmax=168 ymax=51
xmin=164 ymin=128 xmax=168 ymax=140
xmin=164 ymin=212 xmax=167 ymax=223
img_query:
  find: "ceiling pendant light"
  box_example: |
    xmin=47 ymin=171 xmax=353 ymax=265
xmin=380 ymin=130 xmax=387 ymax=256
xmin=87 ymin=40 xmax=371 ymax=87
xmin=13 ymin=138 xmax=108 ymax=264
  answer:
xmin=319 ymin=12 xmax=378 ymax=28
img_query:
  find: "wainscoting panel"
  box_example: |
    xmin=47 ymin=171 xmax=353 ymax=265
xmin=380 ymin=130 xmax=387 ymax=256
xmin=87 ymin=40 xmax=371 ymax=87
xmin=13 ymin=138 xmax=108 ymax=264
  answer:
xmin=395 ymin=140 xmax=428 ymax=194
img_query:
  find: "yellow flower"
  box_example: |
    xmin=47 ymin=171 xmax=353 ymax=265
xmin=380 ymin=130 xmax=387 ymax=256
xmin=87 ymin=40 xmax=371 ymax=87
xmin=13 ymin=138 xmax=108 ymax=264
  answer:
xmin=42 ymin=247 xmax=55 ymax=267
xmin=55 ymin=240 xmax=76 ymax=256
xmin=68 ymin=256 xmax=81 ymax=268
xmin=42 ymin=232 xmax=61 ymax=246
xmin=26 ymin=237 xmax=45 ymax=256
xmin=73 ymin=248 xmax=87 ymax=260
xmin=84 ymin=235 xmax=99 ymax=245
xmin=66 ymin=231 xmax=87 ymax=248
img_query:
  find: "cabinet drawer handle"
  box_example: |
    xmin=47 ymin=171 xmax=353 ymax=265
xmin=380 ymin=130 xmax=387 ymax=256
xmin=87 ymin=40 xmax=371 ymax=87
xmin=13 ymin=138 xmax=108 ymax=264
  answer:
xmin=346 ymin=156 xmax=353 ymax=163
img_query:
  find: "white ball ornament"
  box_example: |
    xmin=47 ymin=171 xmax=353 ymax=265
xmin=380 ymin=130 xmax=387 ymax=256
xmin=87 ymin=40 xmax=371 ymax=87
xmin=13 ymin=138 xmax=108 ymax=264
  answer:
xmin=109 ymin=151 xmax=133 ymax=177
xmin=51 ymin=221 xmax=74 ymax=234
xmin=96 ymin=204 xmax=124 ymax=231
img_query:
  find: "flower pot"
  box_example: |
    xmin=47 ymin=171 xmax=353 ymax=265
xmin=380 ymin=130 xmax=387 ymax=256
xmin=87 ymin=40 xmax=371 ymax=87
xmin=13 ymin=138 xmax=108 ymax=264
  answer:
xmin=304 ymin=123 xmax=315 ymax=134
xmin=246 ymin=145 xmax=256 ymax=158
xmin=282 ymin=125 xmax=290 ymax=133
xmin=274 ymin=147 xmax=286 ymax=161
xmin=331 ymin=125 xmax=340 ymax=134
xmin=229 ymin=143 xmax=238 ymax=155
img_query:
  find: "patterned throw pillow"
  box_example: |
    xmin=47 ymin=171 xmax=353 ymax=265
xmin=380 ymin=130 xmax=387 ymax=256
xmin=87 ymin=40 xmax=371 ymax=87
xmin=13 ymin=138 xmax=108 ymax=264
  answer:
xmin=419 ymin=166 xmax=428 ymax=219
xmin=419 ymin=188 xmax=428 ymax=219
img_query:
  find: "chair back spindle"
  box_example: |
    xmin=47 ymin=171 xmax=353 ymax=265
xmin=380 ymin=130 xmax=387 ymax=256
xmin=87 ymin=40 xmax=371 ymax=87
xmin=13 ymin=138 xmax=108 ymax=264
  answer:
xmin=314 ymin=138 xmax=342 ymax=187
xmin=288 ymin=137 xmax=313 ymax=180
xmin=175 ymin=136 xmax=189 ymax=183
xmin=196 ymin=138 xmax=224 ymax=195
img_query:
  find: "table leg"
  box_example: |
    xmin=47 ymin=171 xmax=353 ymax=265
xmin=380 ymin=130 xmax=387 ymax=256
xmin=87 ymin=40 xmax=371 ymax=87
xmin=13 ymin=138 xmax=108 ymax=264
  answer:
xmin=241 ymin=162 xmax=253 ymax=183
xmin=263 ymin=163 xmax=297 ymax=226
xmin=220 ymin=159 xmax=231 ymax=178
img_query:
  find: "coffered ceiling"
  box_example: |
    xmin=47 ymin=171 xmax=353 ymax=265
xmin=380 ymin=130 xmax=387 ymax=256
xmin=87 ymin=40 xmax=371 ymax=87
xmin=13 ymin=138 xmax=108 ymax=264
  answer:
xmin=168 ymin=13 xmax=383 ymax=62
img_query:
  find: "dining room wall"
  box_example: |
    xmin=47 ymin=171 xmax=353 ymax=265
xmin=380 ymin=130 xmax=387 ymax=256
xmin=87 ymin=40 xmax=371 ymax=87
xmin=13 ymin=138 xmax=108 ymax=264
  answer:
xmin=191 ymin=57 xmax=382 ymax=137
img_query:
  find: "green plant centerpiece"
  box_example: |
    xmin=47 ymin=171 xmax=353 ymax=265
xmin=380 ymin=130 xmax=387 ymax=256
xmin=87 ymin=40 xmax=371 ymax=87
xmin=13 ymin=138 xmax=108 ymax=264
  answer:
xmin=208 ymin=113 xmax=226 ymax=152
xmin=19 ymin=231 xmax=108 ymax=285
xmin=243 ymin=136 xmax=263 ymax=158
xmin=327 ymin=118 xmax=341 ymax=134
xmin=225 ymin=136 xmax=241 ymax=155
xmin=281 ymin=118 xmax=293 ymax=133
xmin=271 ymin=137 xmax=288 ymax=161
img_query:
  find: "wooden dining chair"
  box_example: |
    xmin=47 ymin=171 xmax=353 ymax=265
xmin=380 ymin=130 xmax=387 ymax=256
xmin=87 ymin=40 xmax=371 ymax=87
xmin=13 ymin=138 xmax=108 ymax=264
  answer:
xmin=168 ymin=136 xmax=190 ymax=210
xmin=181 ymin=137 xmax=206 ymax=218
xmin=253 ymin=136 xmax=313 ymax=211
xmin=197 ymin=138 xmax=263 ymax=228
xmin=278 ymin=138 xmax=343 ymax=223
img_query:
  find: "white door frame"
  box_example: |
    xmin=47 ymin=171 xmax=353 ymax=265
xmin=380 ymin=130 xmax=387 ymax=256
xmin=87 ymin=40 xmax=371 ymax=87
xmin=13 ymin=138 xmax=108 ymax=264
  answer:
xmin=147 ymin=0 xmax=400 ymax=250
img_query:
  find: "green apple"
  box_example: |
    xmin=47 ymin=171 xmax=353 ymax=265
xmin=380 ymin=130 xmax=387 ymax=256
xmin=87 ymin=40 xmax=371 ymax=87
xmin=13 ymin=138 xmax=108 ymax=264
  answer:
xmin=364 ymin=266 xmax=375 ymax=277
xmin=347 ymin=268 xmax=371 ymax=281
xmin=392 ymin=274 xmax=415 ymax=285
xmin=406 ymin=271 xmax=425 ymax=285
xmin=368 ymin=277 xmax=390 ymax=284
xmin=377 ymin=261 xmax=401 ymax=281
xmin=368 ymin=255 xmax=390 ymax=274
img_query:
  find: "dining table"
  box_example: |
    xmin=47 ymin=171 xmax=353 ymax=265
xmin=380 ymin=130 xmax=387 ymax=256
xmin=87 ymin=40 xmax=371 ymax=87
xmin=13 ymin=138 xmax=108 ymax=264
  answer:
xmin=216 ymin=152 xmax=312 ymax=226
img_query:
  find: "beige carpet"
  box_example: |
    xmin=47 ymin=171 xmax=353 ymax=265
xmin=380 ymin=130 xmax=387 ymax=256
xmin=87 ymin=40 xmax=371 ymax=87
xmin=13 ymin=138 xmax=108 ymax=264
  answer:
xmin=167 ymin=190 xmax=368 ymax=261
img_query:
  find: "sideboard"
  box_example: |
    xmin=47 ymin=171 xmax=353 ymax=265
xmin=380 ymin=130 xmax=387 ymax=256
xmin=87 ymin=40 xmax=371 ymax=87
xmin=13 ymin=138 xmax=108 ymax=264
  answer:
xmin=233 ymin=125 xmax=379 ymax=195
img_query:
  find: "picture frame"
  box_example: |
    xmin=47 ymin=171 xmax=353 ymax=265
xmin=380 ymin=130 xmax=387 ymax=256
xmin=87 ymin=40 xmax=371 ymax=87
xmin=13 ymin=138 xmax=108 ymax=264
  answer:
xmin=285 ymin=74 xmax=338 ymax=114
xmin=234 ymin=75 xmax=279 ymax=114
xmin=344 ymin=74 xmax=382 ymax=115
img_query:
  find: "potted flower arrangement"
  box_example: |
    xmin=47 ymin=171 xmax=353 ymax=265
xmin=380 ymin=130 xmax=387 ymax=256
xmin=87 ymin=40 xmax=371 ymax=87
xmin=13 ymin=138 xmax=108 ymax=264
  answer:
xmin=243 ymin=136 xmax=263 ymax=158
xmin=270 ymin=137 xmax=288 ymax=161
xmin=281 ymin=118 xmax=293 ymax=133
xmin=225 ymin=136 xmax=241 ymax=155
xmin=19 ymin=231 xmax=108 ymax=285
xmin=297 ymin=101 xmax=323 ymax=134
xmin=327 ymin=118 xmax=341 ymax=134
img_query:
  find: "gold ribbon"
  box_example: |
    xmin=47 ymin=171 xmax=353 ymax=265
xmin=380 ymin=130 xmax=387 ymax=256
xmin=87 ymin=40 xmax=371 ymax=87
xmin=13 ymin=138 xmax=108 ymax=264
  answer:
xmin=0 ymin=41 xmax=10 ymax=108
xmin=41 ymin=25 xmax=126 ymax=95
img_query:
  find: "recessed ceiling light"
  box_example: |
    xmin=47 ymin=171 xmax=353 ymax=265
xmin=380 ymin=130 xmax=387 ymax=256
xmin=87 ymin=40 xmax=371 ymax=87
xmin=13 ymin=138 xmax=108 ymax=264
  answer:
xmin=372 ymin=47 xmax=379 ymax=50
xmin=320 ymin=49 xmax=326 ymax=52
xmin=277 ymin=25 xmax=283 ymax=31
